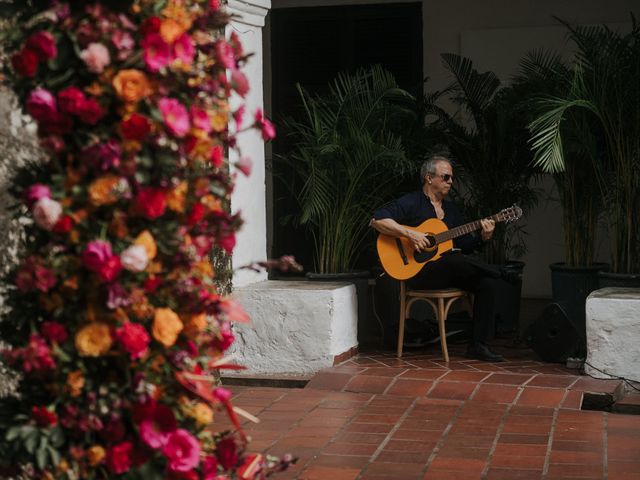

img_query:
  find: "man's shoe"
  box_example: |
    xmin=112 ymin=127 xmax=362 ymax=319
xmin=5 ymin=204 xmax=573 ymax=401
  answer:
xmin=466 ymin=343 xmax=505 ymax=362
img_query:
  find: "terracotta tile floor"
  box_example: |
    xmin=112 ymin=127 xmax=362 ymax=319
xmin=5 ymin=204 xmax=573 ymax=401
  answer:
xmin=218 ymin=347 xmax=640 ymax=480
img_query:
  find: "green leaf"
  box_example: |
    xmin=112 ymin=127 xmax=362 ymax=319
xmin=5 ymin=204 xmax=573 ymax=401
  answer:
xmin=36 ymin=444 xmax=48 ymax=470
xmin=25 ymin=431 xmax=39 ymax=454
xmin=5 ymin=426 xmax=22 ymax=442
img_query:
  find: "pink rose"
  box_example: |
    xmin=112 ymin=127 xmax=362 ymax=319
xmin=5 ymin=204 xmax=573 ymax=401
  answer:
xmin=115 ymin=322 xmax=150 ymax=360
xmin=80 ymin=42 xmax=111 ymax=73
xmin=163 ymin=429 xmax=201 ymax=472
xmin=172 ymin=33 xmax=195 ymax=65
xmin=236 ymin=156 xmax=252 ymax=177
xmin=33 ymin=197 xmax=62 ymax=230
xmin=139 ymin=403 xmax=177 ymax=449
xmin=120 ymin=245 xmax=148 ymax=272
xmin=26 ymin=87 xmax=57 ymax=122
xmin=24 ymin=184 xmax=51 ymax=207
xmin=57 ymin=86 xmax=86 ymax=115
xmin=254 ymin=108 xmax=276 ymax=141
xmin=230 ymin=69 xmax=249 ymax=97
xmin=214 ymin=40 xmax=235 ymax=69
xmin=159 ymin=98 xmax=190 ymax=137
xmin=142 ymin=33 xmax=171 ymax=72
xmin=82 ymin=240 xmax=122 ymax=282
xmin=190 ymin=106 xmax=211 ymax=133
xmin=112 ymin=30 xmax=135 ymax=60
xmin=26 ymin=31 xmax=57 ymax=61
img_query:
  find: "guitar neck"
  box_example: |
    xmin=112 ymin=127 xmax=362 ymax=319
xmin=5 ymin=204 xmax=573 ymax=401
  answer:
xmin=435 ymin=214 xmax=501 ymax=244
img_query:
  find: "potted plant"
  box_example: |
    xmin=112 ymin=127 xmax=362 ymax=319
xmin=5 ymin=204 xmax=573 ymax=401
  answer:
xmin=275 ymin=65 xmax=416 ymax=341
xmin=514 ymin=50 xmax=607 ymax=350
xmin=528 ymin=18 xmax=640 ymax=287
xmin=422 ymin=54 xmax=541 ymax=333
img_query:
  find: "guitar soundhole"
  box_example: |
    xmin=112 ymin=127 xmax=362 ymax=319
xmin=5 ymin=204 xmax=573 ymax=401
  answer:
xmin=413 ymin=234 xmax=437 ymax=263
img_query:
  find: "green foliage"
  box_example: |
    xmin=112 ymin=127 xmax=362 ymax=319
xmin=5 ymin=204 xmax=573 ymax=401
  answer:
xmin=277 ymin=65 xmax=417 ymax=273
xmin=422 ymin=54 xmax=539 ymax=264
xmin=528 ymin=17 xmax=640 ymax=273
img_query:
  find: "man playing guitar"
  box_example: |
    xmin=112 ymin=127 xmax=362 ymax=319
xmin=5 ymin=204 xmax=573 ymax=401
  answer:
xmin=371 ymin=153 xmax=510 ymax=362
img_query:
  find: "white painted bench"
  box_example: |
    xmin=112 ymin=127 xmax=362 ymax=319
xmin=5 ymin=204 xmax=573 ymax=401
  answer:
xmin=227 ymin=280 xmax=358 ymax=376
xmin=586 ymin=288 xmax=640 ymax=387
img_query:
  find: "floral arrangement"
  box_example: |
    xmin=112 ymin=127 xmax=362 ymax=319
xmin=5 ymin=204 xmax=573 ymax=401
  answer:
xmin=0 ymin=0 xmax=286 ymax=478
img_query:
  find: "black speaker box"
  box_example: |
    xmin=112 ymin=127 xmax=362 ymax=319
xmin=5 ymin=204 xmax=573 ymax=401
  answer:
xmin=527 ymin=302 xmax=581 ymax=363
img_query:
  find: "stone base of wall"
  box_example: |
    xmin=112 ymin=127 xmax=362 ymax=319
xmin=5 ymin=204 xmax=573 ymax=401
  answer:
xmin=586 ymin=288 xmax=640 ymax=388
xmin=227 ymin=280 xmax=358 ymax=376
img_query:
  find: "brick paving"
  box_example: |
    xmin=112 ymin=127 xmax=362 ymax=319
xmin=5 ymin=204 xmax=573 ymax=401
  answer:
xmin=218 ymin=348 xmax=640 ymax=480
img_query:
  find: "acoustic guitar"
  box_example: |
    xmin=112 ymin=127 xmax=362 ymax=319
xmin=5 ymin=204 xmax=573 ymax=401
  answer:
xmin=376 ymin=205 xmax=523 ymax=280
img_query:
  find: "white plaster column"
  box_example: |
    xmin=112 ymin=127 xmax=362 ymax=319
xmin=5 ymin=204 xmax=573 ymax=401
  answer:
xmin=228 ymin=0 xmax=270 ymax=287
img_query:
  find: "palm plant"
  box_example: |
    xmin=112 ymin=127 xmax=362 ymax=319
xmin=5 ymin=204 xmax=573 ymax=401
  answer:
xmin=424 ymin=54 xmax=539 ymax=264
xmin=528 ymin=18 xmax=640 ymax=274
xmin=514 ymin=50 xmax=603 ymax=267
xmin=277 ymin=65 xmax=416 ymax=274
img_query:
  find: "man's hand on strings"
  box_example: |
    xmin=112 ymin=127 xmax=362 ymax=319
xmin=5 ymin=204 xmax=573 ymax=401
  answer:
xmin=480 ymin=218 xmax=495 ymax=241
xmin=407 ymin=230 xmax=432 ymax=252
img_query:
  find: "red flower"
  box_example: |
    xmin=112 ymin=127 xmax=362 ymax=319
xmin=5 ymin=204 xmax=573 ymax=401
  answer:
xmin=40 ymin=321 xmax=67 ymax=343
xmin=144 ymin=276 xmax=162 ymax=293
xmin=26 ymin=31 xmax=57 ymax=61
xmin=135 ymin=187 xmax=166 ymax=219
xmin=202 ymin=455 xmax=219 ymax=480
xmin=210 ymin=145 xmax=224 ymax=168
xmin=57 ymin=86 xmax=86 ymax=115
xmin=99 ymin=255 xmax=122 ymax=282
xmin=167 ymin=471 xmax=199 ymax=480
xmin=121 ymin=113 xmax=151 ymax=141
xmin=186 ymin=202 xmax=205 ymax=226
xmin=215 ymin=437 xmax=238 ymax=470
xmin=82 ymin=240 xmax=122 ymax=282
xmin=115 ymin=322 xmax=150 ymax=360
xmin=53 ymin=215 xmax=74 ymax=233
xmin=41 ymin=111 xmax=73 ymax=136
xmin=139 ymin=403 xmax=177 ymax=449
xmin=77 ymin=97 xmax=105 ymax=125
xmin=106 ymin=441 xmax=133 ymax=474
xmin=219 ymin=233 xmax=236 ymax=255
xmin=141 ymin=16 xmax=161 ymax=35
xmin=31 ymin=406 xmax=57 ymax=427
xmin=11 ymin=48 xmax=39 ymax=77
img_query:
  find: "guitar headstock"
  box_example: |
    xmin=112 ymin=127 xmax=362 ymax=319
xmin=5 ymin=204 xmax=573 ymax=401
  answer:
xmin=497 ymin=205 xmax=523 ymax=223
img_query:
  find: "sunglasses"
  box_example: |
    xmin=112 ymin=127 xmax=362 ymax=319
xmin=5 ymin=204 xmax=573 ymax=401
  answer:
xmin=436 ymin=174 xmax=454 ymax=182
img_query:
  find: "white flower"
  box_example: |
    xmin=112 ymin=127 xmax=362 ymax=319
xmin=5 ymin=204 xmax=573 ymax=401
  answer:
xmin=80 ymin=43 xmax=111 ymax=73
xmin=120 ymin=244 xmax=149 ymax=272
xmin=32 ymin=198 xmax=62 ymax=230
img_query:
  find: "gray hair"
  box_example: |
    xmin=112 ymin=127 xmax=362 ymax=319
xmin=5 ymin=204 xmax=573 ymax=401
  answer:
xmin=420 ymin=155 xmax=452 ymax=184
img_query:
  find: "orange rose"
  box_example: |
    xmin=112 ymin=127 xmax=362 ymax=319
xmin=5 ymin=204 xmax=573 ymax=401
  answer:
xmin=75 ymin=323 xmax=113 ymax=357
xmin=210 ymin=110 xmax=228 ymax=132
xmin=160 ymin=18 xmax=185 ymax=44
xmin=192 ymin=402 xmax=214 ymax=426
xmin=87 ymin=445 xmax=105 ymax=466
xmin=152 ymin=308 xmax=183 ymax=347
xmin=183 ymin=312 xmax=208 ymax=339
xmin=88 ymin=175 xmax=121 ymax=206
xmin=134 ymin=230 xmax=157 ymax=260
xmin=129 ymin=289 xmax=154 ymax=319
xmin=201 ymin=194 xmax=222 ymax=213
xmin=193 ymin=260 xmax=213 ymax=277
xmin=162 ymin=3 xmax=193 ymax=32
xmin=165 ymin=182 xmax=188 ymax=213
xmin=66 ymin=370 xmax=85 ymax=397
xmin=112 ymin=69 xmax=152 ymax=103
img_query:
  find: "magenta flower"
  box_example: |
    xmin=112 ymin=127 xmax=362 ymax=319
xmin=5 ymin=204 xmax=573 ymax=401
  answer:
xmin=254 ymin=108 xmax=276 ymax=141
xmin=173 ymin=33 xmax=195 ymax=65
xmin=82 ymin=240 xmax=122 ymax=282
xmin=162 ymin=429 xmax=201 ymax=472
xmin=26 ymin=87 xmax=57 ymax=122
xmin=230 ymin=69 xmax=249 ymax=97
xmin=159 ymin=98 xmax=190 ymax=137
xmin=139 ymin=404 xmax=177 ymax=449
xmin=214 ymin=40 xmax=235 ymax=69
xmin=142 ymin=33 xmax=171 ymax=72
xmin=24 ymin=184 xmax=51 ymax=207
xmin=26 ymin=31 xmax=57 ymax=61
xmin=190 ymin=105 xmax=211 ymax=133
xmin=34 ymin=265 xmax=57 ymax=292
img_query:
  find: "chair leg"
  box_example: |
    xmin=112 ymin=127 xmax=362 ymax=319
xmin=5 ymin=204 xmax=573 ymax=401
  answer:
xmin=397 ymin=281 xmax=406 ymax=358
xmin=437 ymin=297 xmax=449 ymax=363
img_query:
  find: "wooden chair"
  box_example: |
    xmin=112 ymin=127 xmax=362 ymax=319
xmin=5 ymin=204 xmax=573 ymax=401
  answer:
xmin=397 ymin=281 xmax=473 ymax=362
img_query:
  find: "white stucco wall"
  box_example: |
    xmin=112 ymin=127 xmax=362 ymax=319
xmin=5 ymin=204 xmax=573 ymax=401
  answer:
xmin=265 ymin=0 xmax=634 ymax=297
xmin=228 ymin=0 xmax=271 ymax=287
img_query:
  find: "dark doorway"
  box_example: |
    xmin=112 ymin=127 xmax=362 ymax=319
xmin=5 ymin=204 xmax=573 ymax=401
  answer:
xmin=269 ymin=2 xmax=423 ymax=273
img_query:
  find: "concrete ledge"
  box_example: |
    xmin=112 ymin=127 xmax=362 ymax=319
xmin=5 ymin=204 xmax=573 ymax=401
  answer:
xmin=228 ymin=280 xmax=358 ymax=375
xmin=586 ymin=288 xmax=640 ymax=387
